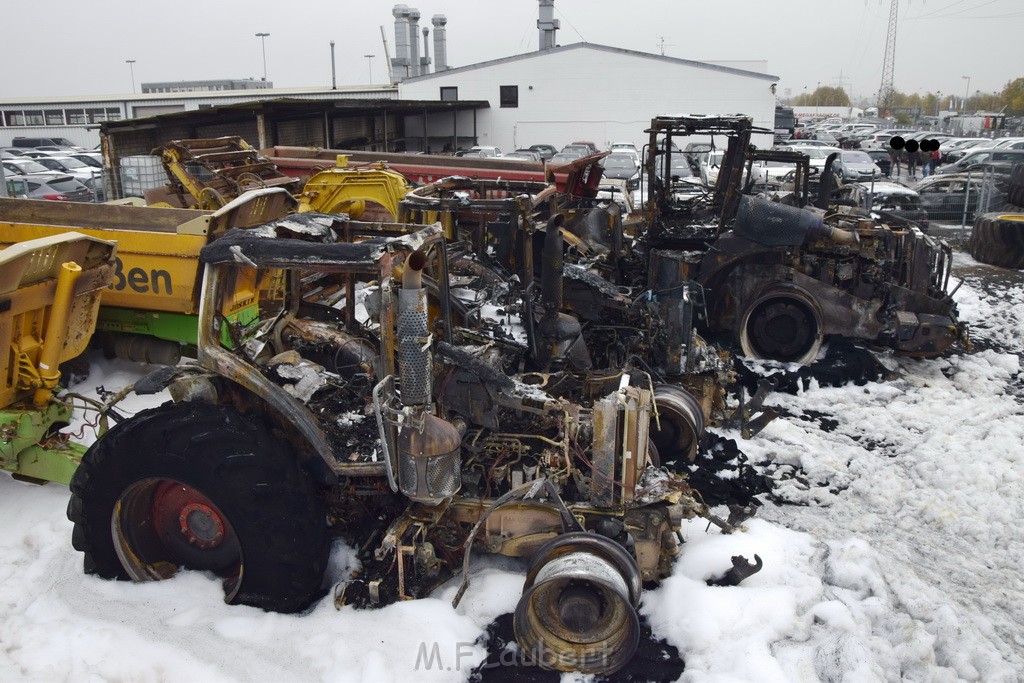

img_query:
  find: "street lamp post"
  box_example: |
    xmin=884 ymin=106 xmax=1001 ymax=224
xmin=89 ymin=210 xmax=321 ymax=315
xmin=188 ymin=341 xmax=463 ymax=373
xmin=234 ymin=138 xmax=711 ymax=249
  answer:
xmin=364 ymin=54 xmax=375 ymax=84
xmin=126 ymin=60 xmax=136 ymax=94
xmin=961 ymin=75 xmax=970 ymax=113
xmin=255 ymin=33 xmax=270 ymax=81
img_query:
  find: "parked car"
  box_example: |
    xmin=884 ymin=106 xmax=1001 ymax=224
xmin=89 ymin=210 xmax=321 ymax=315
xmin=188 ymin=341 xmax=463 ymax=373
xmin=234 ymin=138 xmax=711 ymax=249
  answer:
xmin=934 ymin=148 xmax=1024 ymax=175
xmin=1 ymin=147 xmax=28 ymax=156
xmin=833 ymin=150 xmax=882 ymax=182
xmin=503 ymin=151 xmax=542 ymax=162
xmin=570 ymin=140 xmax=599 ymax=155
xmin=943 ymin=140 xmax=993 ymax=164
xmin=992 ymin=138 xmax=1024 ymax=150
xmin=17 ymin=150 xmax=59 ymax=159
xmin=654 ymin=154 xmax=704 ymax=200
xmin=527 ymin=144 xmax=557 ymax=160
xmin=561 ymin=144 xmax=593 ymax=157
xmin=864 ymin=149 xmax=893 ymax=177
xmin=11 ymin=136 xmax=85 ymax=151
xmin=613 ymin=146 xmax=641 ymax=168
xmin=465 ymin=146 xmax=502 ymax=158
xmin=609 ymin=141 xmax=638 ymax=154
xmin=601 ymin=152 xmax=641 ymax=190
xmin=812 ymin=130 xmax=841 ymax=146
xmin=82 ymin=174 xmax=106 ymax=202
xmin=19 ymin=174 xmax=94 ymax=202
xmin=66 ymin=152 xmax=103 ymax=168
xmin=834 ymin=123 xmax=877 ymax=147
xmin=5 ymin=175 xmax=30 ymax=198
xmin=838 ymin=181 xmax=929 ymax=232
xmin=784 ymin=139 xmax=839 ymax=149
xmin=3 ymin=159 xmax=63 ymax=177
xmin=548 ymin=151 xmax=585 ymax=165
xmin=774 ymin=145 xmax=833 ymax=173
xmin=699 ymin=149 xmax=726 ymax=186
xmin=32 ymin=155 xmax=102 ymax=183
xmin=683 ymin=142 xmax=713 ymax=172
xmin=914 ymin=174 xmax=994 ymax=223
xmin=595 ymin=178 xmax=634 ymax=215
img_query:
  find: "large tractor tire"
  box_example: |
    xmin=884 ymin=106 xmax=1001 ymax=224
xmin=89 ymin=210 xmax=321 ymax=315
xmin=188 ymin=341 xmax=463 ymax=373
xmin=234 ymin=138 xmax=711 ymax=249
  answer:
xmin=737 ymin=287 xmax=824 ymax=365
xmin=1009 ymin=163 xmax=1024 ymax=209
xmin=968 ymin=213 xmax=1024 ymax=269
xmin=68 ymin=401 xmax=328 ymax=614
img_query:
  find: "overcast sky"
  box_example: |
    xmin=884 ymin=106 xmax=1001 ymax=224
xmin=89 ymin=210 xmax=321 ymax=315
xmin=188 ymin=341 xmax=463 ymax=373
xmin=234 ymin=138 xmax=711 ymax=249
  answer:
xmin=2 ymin=0 xmax=1021 ymax=103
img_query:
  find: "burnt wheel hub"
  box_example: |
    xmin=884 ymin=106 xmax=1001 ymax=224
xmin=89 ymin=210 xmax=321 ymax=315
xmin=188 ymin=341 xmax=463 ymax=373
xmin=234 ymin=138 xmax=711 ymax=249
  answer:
xmin=178 ymin=502 xmax=225 ymax=549
xmin=147 ymin=480 xmax=238 ymax=569
xmin=750 ymin=300 xmax=815 ymax=360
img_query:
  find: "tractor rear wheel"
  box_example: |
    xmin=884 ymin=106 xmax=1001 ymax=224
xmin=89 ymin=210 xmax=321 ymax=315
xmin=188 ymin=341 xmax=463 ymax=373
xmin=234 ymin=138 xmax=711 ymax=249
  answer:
xmin=68 ymin=401 xmax=328 ymax=613
xmin=738 ymin=289 xmax=823 ymax=365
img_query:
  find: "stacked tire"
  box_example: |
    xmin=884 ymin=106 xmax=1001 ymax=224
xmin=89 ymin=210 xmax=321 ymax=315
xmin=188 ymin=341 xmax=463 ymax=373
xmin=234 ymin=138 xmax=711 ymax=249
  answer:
xmin=1010 ymin=162 xmax=1024 ymax=209
xmin=968 ymin=212 xmax=1024 ymax=269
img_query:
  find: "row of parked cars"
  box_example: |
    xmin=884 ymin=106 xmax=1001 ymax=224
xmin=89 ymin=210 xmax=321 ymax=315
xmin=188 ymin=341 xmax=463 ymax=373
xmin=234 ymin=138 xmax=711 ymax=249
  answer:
xmin=2 ymin=142 xmax=104 ymax=202
xmin=767 ymin=133 xmax=1022 ymax=228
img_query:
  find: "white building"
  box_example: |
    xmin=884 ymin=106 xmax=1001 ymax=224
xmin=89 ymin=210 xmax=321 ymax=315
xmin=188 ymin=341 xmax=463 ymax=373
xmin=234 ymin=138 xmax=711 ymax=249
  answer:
xmin=397 ymin=42 xmax=779 ymax=152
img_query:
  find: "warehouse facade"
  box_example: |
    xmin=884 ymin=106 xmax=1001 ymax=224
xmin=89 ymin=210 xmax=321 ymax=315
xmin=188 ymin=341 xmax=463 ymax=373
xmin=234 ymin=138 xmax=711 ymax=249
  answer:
xmin=397 ymin=42 xmax=780 ymax=152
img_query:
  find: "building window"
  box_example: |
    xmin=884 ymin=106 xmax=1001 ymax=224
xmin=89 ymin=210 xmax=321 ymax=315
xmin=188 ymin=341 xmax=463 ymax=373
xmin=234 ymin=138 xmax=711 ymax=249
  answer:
xmin=24 ymin=110 xmax=44 ymax=125
xmin=66 ymin=109 xmax=86 ymax=125
xmin=45 ymin=110 xmax=65 ymax=125
xmin=86 ymin=108 xmax=107 ymax=124
xmin=499 ymin=85 xmax=518 ymax=108
xmin=106 ymin=107 xmax=122 ymax=121
xmin=440 ymin=86 xmax=458 ymax=102
xmin=7 ymin=111 xmax=25 ymax=125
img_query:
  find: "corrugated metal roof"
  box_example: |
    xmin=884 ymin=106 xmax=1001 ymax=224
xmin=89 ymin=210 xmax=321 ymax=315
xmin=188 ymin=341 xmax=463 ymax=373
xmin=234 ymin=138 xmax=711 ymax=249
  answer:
xmin=0 ymin=85 xmax=398 ymax=108
xmin=402 ymin=42 xmax=779 ymax=83
xmin=98 ymin=97 xmax=489 ymax=132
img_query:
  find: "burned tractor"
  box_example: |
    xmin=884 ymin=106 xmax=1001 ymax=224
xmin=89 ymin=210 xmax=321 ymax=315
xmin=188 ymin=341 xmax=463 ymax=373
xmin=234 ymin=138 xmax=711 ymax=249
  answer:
xmin=68 ymin=213 xmax=753 ymax=675
xmin=153 ymin=136 xmax=302 ymax=209
xmin=640 ymin=115 xmax=964 ymax=363
xmin=395 ymin=167 xmax=764 ymax=448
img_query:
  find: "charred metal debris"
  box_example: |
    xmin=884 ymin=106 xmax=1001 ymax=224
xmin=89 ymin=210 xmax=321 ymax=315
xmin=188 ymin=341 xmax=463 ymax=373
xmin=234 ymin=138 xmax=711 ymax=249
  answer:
xmin=87 ymin=119 xmax=968 ymax=674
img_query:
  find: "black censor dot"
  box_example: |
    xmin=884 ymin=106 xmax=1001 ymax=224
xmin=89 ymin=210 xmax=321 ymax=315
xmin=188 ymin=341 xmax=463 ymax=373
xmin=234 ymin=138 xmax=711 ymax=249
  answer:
xmin=889 ymin=136 xmax=941 ymax=154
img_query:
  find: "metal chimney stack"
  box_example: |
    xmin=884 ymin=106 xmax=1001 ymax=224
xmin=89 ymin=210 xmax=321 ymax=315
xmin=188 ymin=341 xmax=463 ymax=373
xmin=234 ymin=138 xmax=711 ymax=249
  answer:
xmin=537 ymin=0 xmax=559 ymax=50
xmin=431 ymin=15 xmax=448 ymax=71
xmin=391 ymin=4 xmax=411 ymax=81
xmin=421 ymin=27 xmax=432 ymax=74
xmin=407 ymin=8 xmax=421 ymax=78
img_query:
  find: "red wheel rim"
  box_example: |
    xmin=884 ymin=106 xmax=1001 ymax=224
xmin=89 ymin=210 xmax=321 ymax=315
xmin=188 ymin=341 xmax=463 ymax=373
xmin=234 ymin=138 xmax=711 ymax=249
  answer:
xmin=113 ymin=477 xmax=243 ymax=598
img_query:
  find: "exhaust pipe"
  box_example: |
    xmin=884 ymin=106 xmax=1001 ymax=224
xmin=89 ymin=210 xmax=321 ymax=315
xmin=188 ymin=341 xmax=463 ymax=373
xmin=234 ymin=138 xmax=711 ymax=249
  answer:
xmin=536 ymin=215 xmax=592 ymax=371
xmin=396 ymin=249 xmax=462 ymax=505
xmin=398 ymin=250 xmax=429 ymax=405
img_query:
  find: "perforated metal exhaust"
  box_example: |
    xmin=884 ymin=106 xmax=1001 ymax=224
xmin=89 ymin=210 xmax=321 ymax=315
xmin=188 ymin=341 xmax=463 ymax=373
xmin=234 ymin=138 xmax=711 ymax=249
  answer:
xmin=398 ymin=250 xmax=430 ymax=406
xmin=395 ymin=249 xmax=461 ymax=504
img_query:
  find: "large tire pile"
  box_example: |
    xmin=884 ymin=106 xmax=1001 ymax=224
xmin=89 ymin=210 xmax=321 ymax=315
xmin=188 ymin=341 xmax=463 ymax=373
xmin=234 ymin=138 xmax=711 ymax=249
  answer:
xmin=968 ymin=213 xmax=1024 ymax=269
xmin=968 ymin=162 xmax=1024 ymax=269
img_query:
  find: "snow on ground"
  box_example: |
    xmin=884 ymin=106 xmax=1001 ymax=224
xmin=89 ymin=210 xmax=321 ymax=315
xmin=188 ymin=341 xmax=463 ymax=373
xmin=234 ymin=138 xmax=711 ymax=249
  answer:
xmin=2 ymin=253 xmax=1023 ymax=681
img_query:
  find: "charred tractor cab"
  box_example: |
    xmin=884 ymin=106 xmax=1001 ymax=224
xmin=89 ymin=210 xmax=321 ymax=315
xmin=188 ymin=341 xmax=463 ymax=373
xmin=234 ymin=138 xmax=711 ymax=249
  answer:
xmin=641 ymin=114 xmax=964 ymax=363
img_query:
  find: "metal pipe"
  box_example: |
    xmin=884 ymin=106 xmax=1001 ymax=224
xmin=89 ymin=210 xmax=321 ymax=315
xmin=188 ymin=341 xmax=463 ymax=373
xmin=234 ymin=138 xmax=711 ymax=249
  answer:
xmin=540 ymin=214 xmax=564 ymax=315
xmin=34 ymin=262 xmax=83 ymax=406
xmin=330 ymin=41 xmax=337 ymax=90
